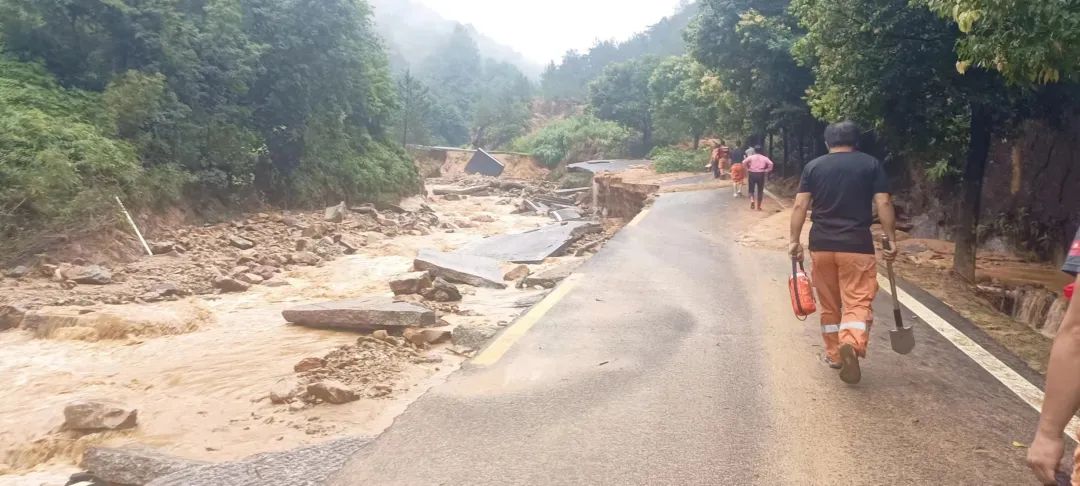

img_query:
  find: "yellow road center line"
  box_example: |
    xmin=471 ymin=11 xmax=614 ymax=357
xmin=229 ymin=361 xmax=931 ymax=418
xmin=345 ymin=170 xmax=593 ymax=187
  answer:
xmin=472 ymin=273 xmax=585 ymax=366
xmin=878 ymin=275 xmax=1080 ymax=441
xmin=627 ymin=206 xmax=652 ymax=228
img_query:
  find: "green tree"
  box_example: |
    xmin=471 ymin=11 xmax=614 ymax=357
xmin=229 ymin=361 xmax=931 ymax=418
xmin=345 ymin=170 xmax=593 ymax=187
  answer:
xmin=589 ymin=58 xmax=661 ymax=154
xmin=470 ymin=60 xmax=533 ymax=149
xmin=922 ymin=0 xmax=1080 ymax=85
xmin=649 ymin=56 xmax=719 ymax=149
xmin=395 ymin=70 xmax=434 ymax=146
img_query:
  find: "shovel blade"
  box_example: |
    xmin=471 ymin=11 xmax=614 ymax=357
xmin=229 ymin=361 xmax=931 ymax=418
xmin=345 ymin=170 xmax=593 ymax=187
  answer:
xmin=890 ymin=327 xmax=915 ymax=354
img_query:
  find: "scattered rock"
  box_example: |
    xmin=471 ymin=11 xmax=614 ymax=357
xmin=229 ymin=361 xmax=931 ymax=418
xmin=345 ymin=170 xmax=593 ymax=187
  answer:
xmin=421 ymin=277 xmax=462 ymax=302
xmin=306 ymin=381 xmax=358 ymax=404
xmin=4 ymin=265 xmax=31 ymax=278
xmin=0 ymin=304 xmax=27 ymax=330
xmin=289 ymin=252 xmax=321 ymax=266
xmin=337 ymin=235 xmax=365 ymax=254
xmin=301 ymin=224 xmax=326 ymax=239
xmin=150 ymin=241 xmax=178 ymax=255
xmin=236 ymin=249 xmax=259 ymax=264
xmin=62 ymin=400 xmax=138 ymax=431
xmin=295 ymin=239 xmax=310 ymax=251
xmin=63 ymin=265 xmax=113 ymax=285
xmin=270 ymin=377 xmax=302 ymax=404
xmin=443 ymin=194 xmax=465 ymax=201
xmin=503 ymin=265 xmax=530 ymax=281
xmin=324 ymin=202 xmax=347 ymax=223
xmin=213 ymin=277 xmax=250 ymax=293
xmin=253 ymin=265 xmax=278 ymax=280
xmin=389 ymin=271 xmax=433 ymax=295
xmin=403 ymin=327 xmax=452 ymax=346
xmin=81 ymin=446 xmax=209 ymax=486
xmin=372 ymin=330 xmax=390 ymax=341
xmin=282 ymin=297 xmax=437 ymax=331
xmin=239 ymin=273 xmax=265 ymax=285
xmin=413 ymin=250 xmax=507 ymax=289
xmin=294 ymin=357 xmax=327 ymax=373
xmin=470 ymin=214 xmax=496 ymax=223
xmin=227 ymin=235 xmax=255 ymax=250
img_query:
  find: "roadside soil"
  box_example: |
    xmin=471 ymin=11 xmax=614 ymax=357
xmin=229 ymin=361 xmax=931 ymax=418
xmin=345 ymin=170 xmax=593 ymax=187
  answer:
xmin=0 ymin=178 xmax=606 ymax=483
xmin=740 ymin=206 xmax=1059 ymax=373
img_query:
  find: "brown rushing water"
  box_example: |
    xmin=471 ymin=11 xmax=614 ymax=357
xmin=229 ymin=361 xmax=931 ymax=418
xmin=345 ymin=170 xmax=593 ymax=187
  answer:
xmin=0 ymin=196 xmax=550 ymax=482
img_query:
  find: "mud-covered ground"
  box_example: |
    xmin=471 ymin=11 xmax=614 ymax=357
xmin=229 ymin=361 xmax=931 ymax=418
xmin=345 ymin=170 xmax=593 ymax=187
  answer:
xmin=0 ymin=177 xmax=614 ymax=484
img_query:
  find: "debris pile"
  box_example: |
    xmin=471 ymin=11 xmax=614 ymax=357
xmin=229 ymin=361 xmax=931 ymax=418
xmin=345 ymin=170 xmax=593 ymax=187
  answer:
xmin=274 ymin=334 xmax=445 ymax=408
xmin=0 ymin=203 xmax=443 ymax=309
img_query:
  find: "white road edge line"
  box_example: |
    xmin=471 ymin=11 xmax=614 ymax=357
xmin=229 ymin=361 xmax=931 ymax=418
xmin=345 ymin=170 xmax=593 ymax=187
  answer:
xmin=878 ymin=274 xmax=1080 ymax=442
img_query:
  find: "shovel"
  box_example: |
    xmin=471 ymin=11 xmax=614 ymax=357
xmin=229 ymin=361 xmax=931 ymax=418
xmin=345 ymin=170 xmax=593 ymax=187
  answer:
xmin=882 ymin=235 xmax=915 ymax=354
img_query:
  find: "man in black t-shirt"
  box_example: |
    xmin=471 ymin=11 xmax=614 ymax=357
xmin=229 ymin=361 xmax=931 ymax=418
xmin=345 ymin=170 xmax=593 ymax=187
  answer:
xmin=1028 ymin=226 xmax=1080 ymax=484
xmin=789 ymin=121 xmax=898 ymax=384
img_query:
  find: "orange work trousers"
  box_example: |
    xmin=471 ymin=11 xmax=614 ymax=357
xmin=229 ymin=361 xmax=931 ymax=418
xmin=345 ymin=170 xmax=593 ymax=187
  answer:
xmin=810 ymin=251 xmax=878 ymax=362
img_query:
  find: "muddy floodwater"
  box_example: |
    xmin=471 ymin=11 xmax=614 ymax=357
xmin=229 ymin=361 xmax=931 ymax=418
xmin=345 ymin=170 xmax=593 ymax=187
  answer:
xmin=0 ymin=195 xmax=557 ymax=483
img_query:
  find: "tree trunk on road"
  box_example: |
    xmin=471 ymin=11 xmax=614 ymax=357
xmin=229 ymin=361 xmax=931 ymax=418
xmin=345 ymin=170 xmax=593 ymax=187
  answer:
xmin=953 ymin=102 xmax=994 ymax=282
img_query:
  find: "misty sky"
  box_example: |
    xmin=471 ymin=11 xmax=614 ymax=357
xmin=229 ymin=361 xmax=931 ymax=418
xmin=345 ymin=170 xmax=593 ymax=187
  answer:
xmin=414 ymin=0 xmax=686 ymax=64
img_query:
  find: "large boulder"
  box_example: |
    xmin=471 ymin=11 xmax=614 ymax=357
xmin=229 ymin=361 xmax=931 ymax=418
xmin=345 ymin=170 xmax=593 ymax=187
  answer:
xmin=62 ymin=400 xmax=138 ymax=431
xmin=63 ymin=265 xmax=113 ymax=285
xmin=289 ymin=252 xmax=322 ymax=266
xmin=81 ymin=446 xmax=208 ymax=486
xmin=413 ymin=250 xmax=506 ymax=289
xmin=213 ymin=277 xmax=250 ymax=293
xmin=282 ymin=297 xmax=437 ymax=331
xmin=324 ymin=202 xmax=347 ymax=223
xmin=4 ymin=265 xmax=30 ymax=278
xmin=227 ymin=235 xmax=255 ymax=250
xmin=306 ymin=381 xmax=358 ymax=404
xmin=388 ymin=271 xmax=433 ymax=295
xmin=0 ymin=304 xmax=27 ymax=330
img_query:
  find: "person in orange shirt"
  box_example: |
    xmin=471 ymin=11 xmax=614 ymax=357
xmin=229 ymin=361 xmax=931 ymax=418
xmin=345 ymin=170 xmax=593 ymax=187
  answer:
xmin=1027 ymin=225 xmax=1080 ymax=485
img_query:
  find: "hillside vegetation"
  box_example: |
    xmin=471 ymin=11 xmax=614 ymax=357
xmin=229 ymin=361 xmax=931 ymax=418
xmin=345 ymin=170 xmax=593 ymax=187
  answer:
xmin=0 ymin=0 xmax=420 ymax=250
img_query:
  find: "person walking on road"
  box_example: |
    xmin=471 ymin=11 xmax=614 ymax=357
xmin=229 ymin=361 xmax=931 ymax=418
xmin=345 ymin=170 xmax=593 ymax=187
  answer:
xmin=1027 ymin=225 xmax=1080 ymax=485
xmin=710 ymin=141 xmax=730 ymax=179
xmin=789 ymin=121 xmax=897 ymax=384
xmin=744 ymin=146 xmax=774 ymax=210
xmin=730 ymin=150 xmax=747 ymax=198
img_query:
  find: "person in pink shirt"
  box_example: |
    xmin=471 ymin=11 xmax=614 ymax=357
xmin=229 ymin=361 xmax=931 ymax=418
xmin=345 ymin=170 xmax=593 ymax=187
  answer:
xmin=743 ymin=146 xmax=774 ymax=210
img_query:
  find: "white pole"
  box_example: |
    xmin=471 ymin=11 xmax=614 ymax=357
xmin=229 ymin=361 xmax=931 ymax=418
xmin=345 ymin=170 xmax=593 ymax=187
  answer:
xmin=115 ymin=196 xmax=153 ymax=256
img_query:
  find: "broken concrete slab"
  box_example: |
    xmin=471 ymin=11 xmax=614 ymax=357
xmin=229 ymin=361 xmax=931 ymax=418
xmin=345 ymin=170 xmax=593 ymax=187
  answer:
xmin=0 ymin=304 xmax=27 ymax=330
xmin=524 ymin=261 xmax=582 ymax=289
xmin=551 ymin=208 xmax=583 ymax=222
xmin=452 ymin=321 xmax=501 ymax=351
xmin=82 ymin=446 xmax=209 ymax=486
xmin=282 ymin=297 xmax=437 ymax=331
xmin=464 ymin=148 xmax=505 ymax=177
xmin=413 ymin=250 xmax=506 ymax=289
xmin=457 ymin=221 xmax=601 ymax=264
xmin=148 ymin=437 xmax=372 ymax=486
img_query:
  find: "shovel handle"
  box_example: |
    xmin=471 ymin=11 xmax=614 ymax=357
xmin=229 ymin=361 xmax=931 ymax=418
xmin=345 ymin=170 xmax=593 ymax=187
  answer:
xmin=881 ymin=235 xmax=904 ymax=330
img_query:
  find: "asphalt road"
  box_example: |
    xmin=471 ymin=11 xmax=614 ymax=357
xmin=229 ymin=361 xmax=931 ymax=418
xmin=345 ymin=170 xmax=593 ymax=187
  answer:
xmin=329 ymin=189 xmax=1058 ymax=485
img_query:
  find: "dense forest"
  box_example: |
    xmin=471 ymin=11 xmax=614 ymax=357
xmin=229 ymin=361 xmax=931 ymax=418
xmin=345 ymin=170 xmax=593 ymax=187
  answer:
xmin=1 ymin=0 xmax=1079 ymax=275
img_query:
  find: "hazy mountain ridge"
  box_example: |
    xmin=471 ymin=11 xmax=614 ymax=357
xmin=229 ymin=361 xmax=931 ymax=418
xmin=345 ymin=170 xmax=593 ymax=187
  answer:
xmin=370 ymin=0 xmax=544 ymax=78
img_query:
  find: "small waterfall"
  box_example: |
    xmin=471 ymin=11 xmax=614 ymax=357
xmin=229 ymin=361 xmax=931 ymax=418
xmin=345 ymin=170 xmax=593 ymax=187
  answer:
xmin=977 ymin=284 xmax=1068 ymax=337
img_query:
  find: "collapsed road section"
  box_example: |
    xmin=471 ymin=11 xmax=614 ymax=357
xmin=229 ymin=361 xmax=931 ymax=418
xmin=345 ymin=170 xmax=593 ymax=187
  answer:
xmin=0 ymin=167 xmax=662 ymax=485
